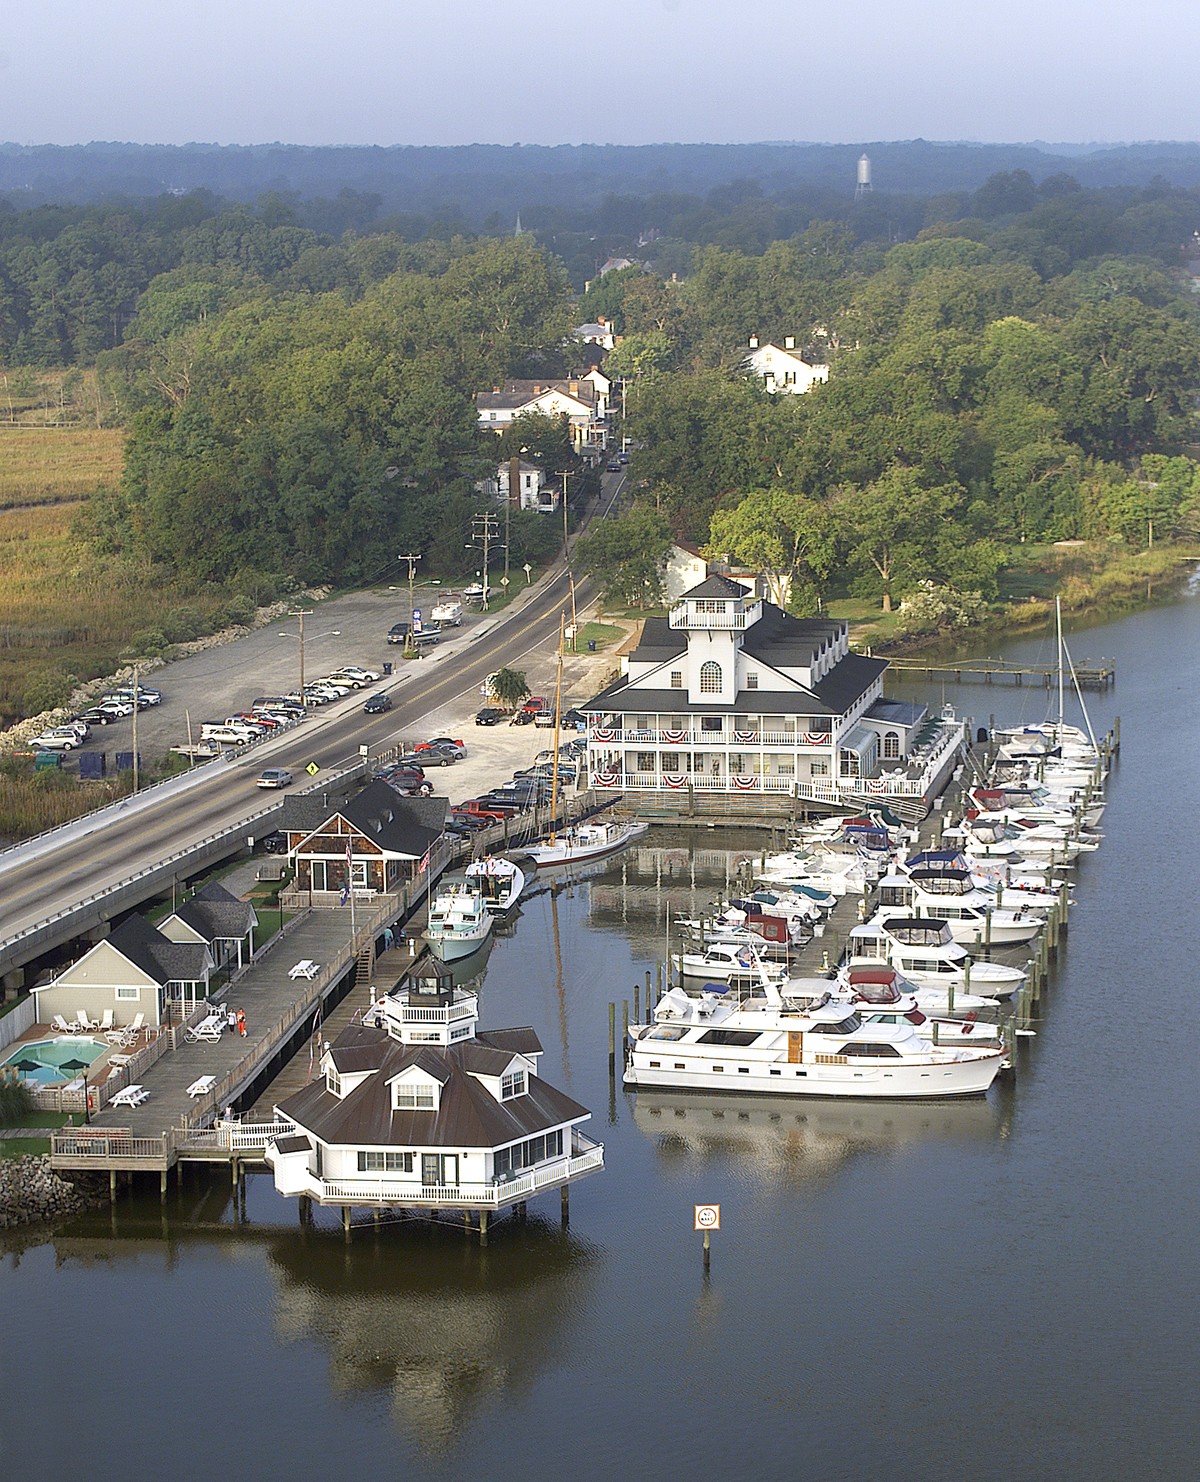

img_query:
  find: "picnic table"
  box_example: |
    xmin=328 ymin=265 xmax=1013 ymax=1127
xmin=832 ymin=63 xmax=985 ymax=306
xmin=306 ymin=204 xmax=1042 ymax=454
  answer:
xmin=288 ymin=959 xmax=320 ymax=980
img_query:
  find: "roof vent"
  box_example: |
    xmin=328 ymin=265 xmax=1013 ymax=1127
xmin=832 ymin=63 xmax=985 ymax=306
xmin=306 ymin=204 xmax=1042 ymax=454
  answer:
xmin=748 ymin=334 xmax=759 ymax=349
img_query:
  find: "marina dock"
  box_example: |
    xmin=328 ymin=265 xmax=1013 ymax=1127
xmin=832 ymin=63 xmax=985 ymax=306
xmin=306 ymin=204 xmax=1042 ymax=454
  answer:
xmin=885 ymin=656 xmax=1115 ymax=690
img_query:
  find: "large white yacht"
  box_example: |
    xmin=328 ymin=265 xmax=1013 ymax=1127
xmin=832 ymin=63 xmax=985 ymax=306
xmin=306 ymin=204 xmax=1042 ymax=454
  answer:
xmin=876 ymin=868 xmax=1045 ymax=945
xmin=625 ymin=980 xmax=1004 ymax=1099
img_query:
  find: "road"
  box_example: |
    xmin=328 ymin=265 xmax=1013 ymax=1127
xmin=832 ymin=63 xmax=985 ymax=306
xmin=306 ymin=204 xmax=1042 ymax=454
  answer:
xmin=0 ymin=472 xmax=622 ymax=964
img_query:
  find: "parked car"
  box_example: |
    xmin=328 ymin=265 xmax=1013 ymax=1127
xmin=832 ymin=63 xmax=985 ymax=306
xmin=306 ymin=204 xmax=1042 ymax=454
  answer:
xmin=79 ymin=706 xmax=119 ymax=726
xmin=32 ymin=729 xmax=81 ymax=750
xmin=333 ymin=665 xmax=381 ymax=684
xmin=94 ymin=699 xmax=134 ymax=718
xmin=475 ymin=707 xmax=504 ymax=726
xmin=562 ymin=708 xmax=588 ymax=728
xmin=521 ymin=697 xmax=547 ymax=713
xmin=617 ymin=452 xmax=630 ymax=465
xmin=256 ymin=767 xmax=294 ymax=789
xmin=411 ymin=746 xmax=458 ymax=767
xmin=414 ymin=737 xmax=465 ymax=758
xmin=533 ymin=709 xmax=557 ymax=727
xmin=448 ymin=811 xmax=493 ymax=831
xmin=458 ymin=798 xmax=519 ymax=819
xmin=260 ymin=831 xmax=287 ymax=854
xmin=363 ymin=693 xmax=393 ymax=714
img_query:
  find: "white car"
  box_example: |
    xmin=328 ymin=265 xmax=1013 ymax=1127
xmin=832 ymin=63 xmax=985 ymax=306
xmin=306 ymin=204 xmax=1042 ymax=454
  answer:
xmin=256 ymin=768 xmax=294 ymax=789
xmin=331 ymin=666 xmax=380 ymax=684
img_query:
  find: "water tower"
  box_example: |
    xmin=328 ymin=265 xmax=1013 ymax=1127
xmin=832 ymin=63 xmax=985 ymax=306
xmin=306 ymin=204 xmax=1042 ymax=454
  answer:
xmin=855 ymin=153 xmax=872 ymax=200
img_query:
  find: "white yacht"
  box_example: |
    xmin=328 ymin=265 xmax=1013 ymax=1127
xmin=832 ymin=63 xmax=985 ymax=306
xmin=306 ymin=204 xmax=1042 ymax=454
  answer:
xmin=847 ymin=915 xmax=1027 ymax=997
xmin=464 ymin=856 xmax=525 ymax=914
xmin=877 ymin=868 xmax=1045 ymax=945
xmin=423 ymin=876 xmax=494 ymax=962
xmin=524 ymin=817 xmax=648 ymax=868
xmin=625 ymin=981 xmax=1004 ymax=1099
xmin=835 ymin=965 xmax=1002 ymax=1046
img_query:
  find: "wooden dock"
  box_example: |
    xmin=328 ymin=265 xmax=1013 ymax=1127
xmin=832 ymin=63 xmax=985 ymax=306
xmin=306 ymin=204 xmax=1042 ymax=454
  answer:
xmin=885 ymin=657 xmax=1115 ymax=690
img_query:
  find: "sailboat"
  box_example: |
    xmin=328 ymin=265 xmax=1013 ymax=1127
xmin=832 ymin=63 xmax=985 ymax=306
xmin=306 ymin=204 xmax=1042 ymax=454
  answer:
xmin=524 ymin=611 xmax=648 ymax=868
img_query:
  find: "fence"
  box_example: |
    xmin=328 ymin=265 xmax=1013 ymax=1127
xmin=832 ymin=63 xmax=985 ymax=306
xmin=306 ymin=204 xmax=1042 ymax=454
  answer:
xmin=0 ymin=996 xmax=36 ymax=1053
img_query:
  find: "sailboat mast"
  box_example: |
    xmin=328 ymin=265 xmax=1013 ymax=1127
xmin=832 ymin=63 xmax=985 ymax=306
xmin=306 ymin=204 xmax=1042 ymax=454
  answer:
xmin=548 ymin=613 xmax=566 ymax=841
xmin=1056 ymin=594 xmax=1065 ymax=736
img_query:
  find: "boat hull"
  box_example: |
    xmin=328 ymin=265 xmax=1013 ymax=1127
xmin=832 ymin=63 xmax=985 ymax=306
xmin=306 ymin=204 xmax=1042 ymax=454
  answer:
xmin=525 ymin=821 xmax=648 ymax=868
xmin=624 ymin=1052 xmax=1001 ymax=1099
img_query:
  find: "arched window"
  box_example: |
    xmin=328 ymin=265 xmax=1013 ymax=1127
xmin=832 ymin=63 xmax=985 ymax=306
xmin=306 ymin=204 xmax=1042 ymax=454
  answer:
xmin=699 ymin=661 xmax=722 ymax=695
xmin=882 ymin=731 xmax=900 ymax=759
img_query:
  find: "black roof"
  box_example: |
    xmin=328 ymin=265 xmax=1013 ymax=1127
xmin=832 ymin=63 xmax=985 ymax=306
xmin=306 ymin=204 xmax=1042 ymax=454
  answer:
xmin=677 ymin=573 xmax=750 ymax=601
xmin=281 ymin=1023 xmax=585 ymax=1151
xmin=175 ymin=880 xmax=257 ymax=943
xmin=108 ymin=914 xmax=209 ymax=985
xmin=283 ymin=780 xmax=446 ymax=859
xmin=582 ymin=654 xmax=885 ymax=718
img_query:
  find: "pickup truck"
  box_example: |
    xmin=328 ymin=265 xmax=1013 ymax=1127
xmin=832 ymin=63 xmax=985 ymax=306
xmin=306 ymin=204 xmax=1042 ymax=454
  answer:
xmin=457 ymin=798 xmax=520 ymax=821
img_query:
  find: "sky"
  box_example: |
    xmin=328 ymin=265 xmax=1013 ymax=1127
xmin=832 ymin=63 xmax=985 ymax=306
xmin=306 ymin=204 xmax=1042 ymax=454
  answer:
xmin=0 ymin=0 xmax=1192 ymax=148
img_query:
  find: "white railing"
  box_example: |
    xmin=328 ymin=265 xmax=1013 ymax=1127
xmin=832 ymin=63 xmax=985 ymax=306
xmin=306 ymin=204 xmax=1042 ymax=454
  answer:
xmin=394 ymin=999 xmax=477 ymax=1024
xmin=291 ymin=1144 xmax=604 ymax=1208
xmin=600 ymin=773 xmax=799 ymax=793
xmin=591 ymin=729 xmax=831 ymax=747
xmin=50 ymin=1131 xmax=171 ymax=1161
xmin=668 ymin=606 xmax=756 ymax=629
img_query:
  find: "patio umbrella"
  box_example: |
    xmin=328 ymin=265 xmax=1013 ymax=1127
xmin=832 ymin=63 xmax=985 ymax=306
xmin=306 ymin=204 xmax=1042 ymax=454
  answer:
xmin=10 ymin=1058 xmax=40 ymax=1073
xmin=59 ymin=1058 xmax=91 ymax=1124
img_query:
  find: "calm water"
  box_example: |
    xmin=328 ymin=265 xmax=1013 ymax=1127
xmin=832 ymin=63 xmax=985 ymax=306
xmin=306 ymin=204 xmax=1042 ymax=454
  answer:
xmin=4 ymin=595 xmax=1200 ymax=1481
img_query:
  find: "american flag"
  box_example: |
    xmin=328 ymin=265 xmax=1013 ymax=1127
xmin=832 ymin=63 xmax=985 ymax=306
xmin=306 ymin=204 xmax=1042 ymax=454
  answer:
xmin=417 ymin=845 xmax=432 ymax=875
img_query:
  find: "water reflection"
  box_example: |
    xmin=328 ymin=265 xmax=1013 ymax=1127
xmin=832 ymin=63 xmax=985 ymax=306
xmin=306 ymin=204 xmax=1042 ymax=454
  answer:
xmin=631 ymin=1088 xmax=1012 ymax=1185
xmin=267 ymin=1223 xmax=594 ymax=1453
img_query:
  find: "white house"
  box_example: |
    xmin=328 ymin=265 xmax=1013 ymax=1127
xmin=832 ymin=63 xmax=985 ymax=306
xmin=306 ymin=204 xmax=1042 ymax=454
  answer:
xmin=475 ymin=372 xmax=609 ymax=451
xmin=32 ymin=914 xmax=213 ymax=1028
xmin=265 ymin=952 xmax=603 ymax=1228
xmin=662 ymin=542 xmax=708 ymax=601
xmin=744 ymin=336 xmax=829 ymax=395
xmin=477 ymin=460 xmax=561 ymax=513
xmin=582 ymin=574 xmax=964 ymax=817
xmin=573 ymin=318 xmax=617 ymax=351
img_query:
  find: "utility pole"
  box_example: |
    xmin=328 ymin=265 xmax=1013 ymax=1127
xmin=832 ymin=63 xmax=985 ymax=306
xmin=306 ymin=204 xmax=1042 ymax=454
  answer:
xmin=293 ymin=607 xmax=313 ymax=701
xmin=469 ymin=513 xmax=501 ymax=611
xmin=131 ymin=663 xmax=140 ymax=795
xmin=561 ymin=472 xmax=578 ymax=649
xmin=397 ymin=553 xmax=421 ymax=630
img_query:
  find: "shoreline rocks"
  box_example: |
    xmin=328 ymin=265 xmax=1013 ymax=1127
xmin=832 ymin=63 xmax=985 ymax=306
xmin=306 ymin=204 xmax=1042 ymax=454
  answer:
xmin=0 ymin=1154 xmax=106 ymax=1228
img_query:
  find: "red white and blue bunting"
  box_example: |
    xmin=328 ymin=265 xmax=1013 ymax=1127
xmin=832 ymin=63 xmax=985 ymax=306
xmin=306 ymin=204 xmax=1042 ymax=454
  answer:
xmin=592 ymin=726 xmax=616 ymax=742
xmin=865 ymin=778 xmax=887 ymax=793
xmin=802 ymin=732 xmax=832 ymax=746
xmin=661 ymin=729 xmax=687 ymax=744
xmin=732 ymin=775 xmax=759 ymax=790
xmin=662 ymin=773 xmax=688 ymax=788
xmin=733 ymin=729 xmax=759 ymax=744
xmin=592 ymin=770 xmax=619 ymax=788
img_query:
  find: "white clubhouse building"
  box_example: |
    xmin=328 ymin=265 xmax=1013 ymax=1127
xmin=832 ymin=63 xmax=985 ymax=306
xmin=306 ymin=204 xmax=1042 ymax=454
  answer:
xmin=583 ymin=575 xmax=964 ymax=818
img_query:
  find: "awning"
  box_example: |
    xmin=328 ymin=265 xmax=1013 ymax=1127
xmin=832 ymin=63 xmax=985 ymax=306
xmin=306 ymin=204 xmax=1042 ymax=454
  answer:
xmin=839 ymin=725 xmax=879 ymax=756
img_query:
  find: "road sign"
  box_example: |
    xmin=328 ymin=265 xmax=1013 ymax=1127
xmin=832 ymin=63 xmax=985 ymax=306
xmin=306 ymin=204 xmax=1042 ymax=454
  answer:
xmin=694 ymin=1203 xmax=720 ymax=1231
xmin=305 ymin=762 xmax=320 ymax=776
xmin=500 ymin=576 xmax=509 ymax=587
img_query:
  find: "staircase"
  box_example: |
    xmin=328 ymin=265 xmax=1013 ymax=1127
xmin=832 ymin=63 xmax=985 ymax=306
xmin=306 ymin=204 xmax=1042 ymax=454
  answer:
xmin=354 ymin=943 xmax=375 ymax=987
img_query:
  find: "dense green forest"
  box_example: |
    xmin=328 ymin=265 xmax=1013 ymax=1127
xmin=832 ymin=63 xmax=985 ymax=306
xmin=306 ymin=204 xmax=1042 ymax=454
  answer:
xmin=3 ymin=163 xmax=1200 ymax=622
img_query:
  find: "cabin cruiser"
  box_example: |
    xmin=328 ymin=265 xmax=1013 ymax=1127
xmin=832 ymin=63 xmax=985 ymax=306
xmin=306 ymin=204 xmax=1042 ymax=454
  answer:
xmin=424 ymin=876 xmax=494 ymax=961
xmin=876 ymin=868 xmax=1045 ymax=945
xmin=847 ymin=915 xmax=1027 ymax=997
xmin=834 ymin=965 xmax=1003 ymax=1046
xmin=524 ymin=817 xmax=648 ymax=868
xmin=463 ymin=856 xmax=525 ymax=914
xmin=625 ymin=980 xmax=1004 ymax=1099
xmin=755 ymin=848 xmax=876 ymax=897
xmin=671 ymin=943 xmax=789 ymax=987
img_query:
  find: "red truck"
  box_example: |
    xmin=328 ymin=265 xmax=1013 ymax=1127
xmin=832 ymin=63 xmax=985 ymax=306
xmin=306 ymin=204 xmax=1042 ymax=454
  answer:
xmin=456 ymin=798 xmax=519 ymax=822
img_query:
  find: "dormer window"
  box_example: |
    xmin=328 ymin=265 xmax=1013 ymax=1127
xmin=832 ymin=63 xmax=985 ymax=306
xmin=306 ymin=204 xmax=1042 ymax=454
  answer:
xmin=501 ymin=1069 xmax=526 ymax=1099
xmin=326 ymin=1068 xmax=342 ymax=1097
xmin=393 ymin=1082 xmax=437 ymax=1111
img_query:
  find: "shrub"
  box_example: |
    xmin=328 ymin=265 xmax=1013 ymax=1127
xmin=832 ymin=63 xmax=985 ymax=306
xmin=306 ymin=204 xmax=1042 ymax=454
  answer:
xmin=0 ymin=1078 xmax=34 ymax=1126
xmin=222 ymin=596 xmax=255 ymax=627
xmin=130 ymin=628 xmax=169 ymax=657
xmin=22 ymin=667 xmax=74 ymax=715
xmin=161 ymin=606 xmax=206 ymax=643
xmin=898 ymin=582 xmax=989 ymax=633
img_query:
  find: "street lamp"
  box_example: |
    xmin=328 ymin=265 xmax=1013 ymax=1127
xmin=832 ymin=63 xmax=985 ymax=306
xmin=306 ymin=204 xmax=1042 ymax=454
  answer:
xmin=278 ymin=614 xmax=341 ymax=702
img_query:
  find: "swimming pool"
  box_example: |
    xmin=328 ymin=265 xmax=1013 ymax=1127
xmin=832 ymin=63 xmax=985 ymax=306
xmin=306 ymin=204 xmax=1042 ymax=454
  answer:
xmin=1 ymin=1036 xmax=107 ymax=1085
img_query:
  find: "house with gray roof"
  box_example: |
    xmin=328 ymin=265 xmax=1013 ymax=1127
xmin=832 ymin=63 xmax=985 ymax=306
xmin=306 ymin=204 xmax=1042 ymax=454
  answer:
xmin=160 ymin=880 xmax=259 ymax=970
xmin=32 ymin=913 xmax=214 ymax=1029
xmin=582 ymin=574 xmax=965 ymax=817
xmin=266 ymin=951 xmax=603 ymax=1230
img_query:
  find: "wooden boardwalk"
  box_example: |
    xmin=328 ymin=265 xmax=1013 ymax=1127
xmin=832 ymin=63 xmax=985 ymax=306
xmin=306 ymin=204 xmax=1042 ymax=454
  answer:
xmin=886 ymin=657 xmax=1115 ymax=690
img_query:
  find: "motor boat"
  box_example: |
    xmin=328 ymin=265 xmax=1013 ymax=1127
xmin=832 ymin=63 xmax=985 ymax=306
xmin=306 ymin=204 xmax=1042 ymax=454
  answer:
xmin=876 ymin=868 xmax=1045 ymax=945
xmin=625 ymin=980 xmax=1004 ymax=1099
xmin=847 ymin=915 xmax=1027 ymax=997
xmin=424 ymin=876 xmax=494 ymax=961
xmin=671 ymin=943 xmax=789 ymax=987
xmin=464 ymin=856 xmax=525 ymax=913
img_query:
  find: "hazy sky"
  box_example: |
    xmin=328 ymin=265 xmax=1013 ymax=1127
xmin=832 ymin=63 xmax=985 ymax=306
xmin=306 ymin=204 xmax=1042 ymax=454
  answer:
xmin=0 ymin=0 xmax=1190 ymax=147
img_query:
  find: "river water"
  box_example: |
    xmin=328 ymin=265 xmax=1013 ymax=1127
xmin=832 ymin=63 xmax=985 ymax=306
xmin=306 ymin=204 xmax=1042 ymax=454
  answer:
xmin=3 ymin=594 xmax=1200 ymax=1481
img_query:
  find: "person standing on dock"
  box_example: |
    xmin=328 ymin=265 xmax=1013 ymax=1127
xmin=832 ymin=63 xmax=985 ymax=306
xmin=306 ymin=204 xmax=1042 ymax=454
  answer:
xmin=236 ymin=1008 xmax=247 ymax=1037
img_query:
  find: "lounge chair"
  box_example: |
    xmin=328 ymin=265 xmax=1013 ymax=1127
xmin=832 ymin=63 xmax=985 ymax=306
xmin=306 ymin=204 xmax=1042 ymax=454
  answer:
xmin=51 ymin=1014 xmax=74 ymax=1034
xmin=99 ymin=1009 xmax=114 ymax=1032
xmin=115 ymin=1012 xmax=145 ymax=1047
xmin=75 ymin=1010 xmax=98 ymax=1031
